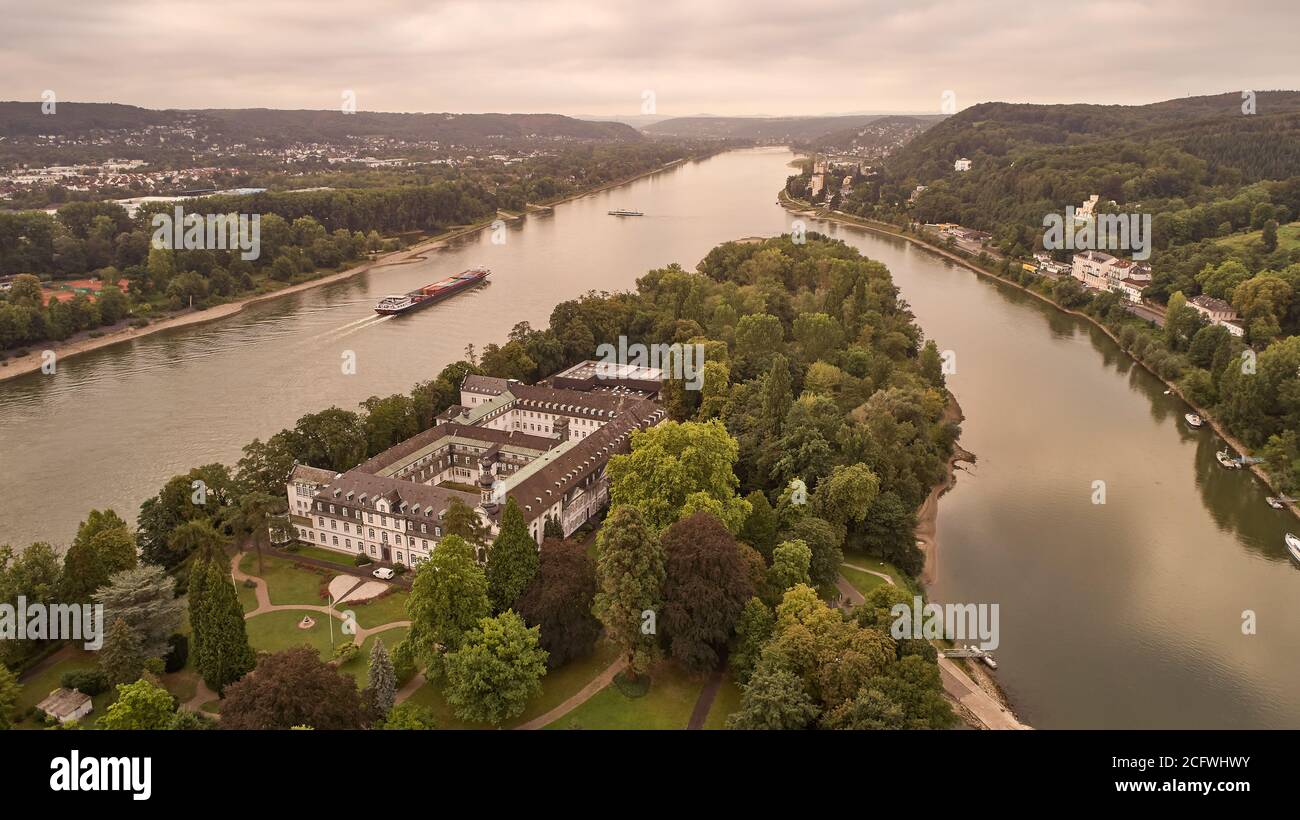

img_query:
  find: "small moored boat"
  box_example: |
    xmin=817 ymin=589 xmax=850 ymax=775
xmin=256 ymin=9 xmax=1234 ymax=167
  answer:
xmin=1267 ymin=497 xmax=1286 ymax=509
xmin=608 ymin=208 xmax=644 ymax=216
xmin=1286 ymin=533 xmax=1300 ymax=563
xmin=1185 ymin=413 xmax=1203 ymax=428
xmin=1216 ymin=450 xmax=1241 ymax=469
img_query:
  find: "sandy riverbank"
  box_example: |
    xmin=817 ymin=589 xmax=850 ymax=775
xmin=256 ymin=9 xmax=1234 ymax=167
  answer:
xmin=916 ymin=394 xmax=974 ymax=588
xmin=782 ymin=196 xmax=1300 ymax=524
xmin=0 ymin=156 xmax=707 ymax=385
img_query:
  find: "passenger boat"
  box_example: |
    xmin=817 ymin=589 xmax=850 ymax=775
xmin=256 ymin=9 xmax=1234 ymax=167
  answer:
xmin=1184 ymin=413 xmax=1203 ymax=428
xmin=1286 ymin=533 xmax=1300 ymax=563
xmin=374 ymin=268 xmax=490 ymax=315
xmin=1216 ymin=450 xmax=1241 ymax=469
xmin=1267 ymin=497 xmax=1287 ymax=509
xmin=608 ymin=208 xmax=644 ymax=216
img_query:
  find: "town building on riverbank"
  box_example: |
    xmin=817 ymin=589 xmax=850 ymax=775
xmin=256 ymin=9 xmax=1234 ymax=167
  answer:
xmin=284 ymin=362 xmax=667 ymax=567
xmin=1189 ymin=294 xmax=1245 ymax=336
xmin=1071 ymin=251 xmax=1152 ymax=299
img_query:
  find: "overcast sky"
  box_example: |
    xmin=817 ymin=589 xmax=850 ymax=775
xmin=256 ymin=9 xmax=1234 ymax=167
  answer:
xmin=1 ymin=0 xmax=1297 ymax=117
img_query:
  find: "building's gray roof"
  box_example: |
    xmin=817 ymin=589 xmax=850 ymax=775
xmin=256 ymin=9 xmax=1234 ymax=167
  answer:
xmin=314 ymin=471 xmax=480 ymax=519
xmin=289 ymin=463 xmax=339 ymax=484
xmin=354 ymin=421 xmax=556 ymax=476
xmin=507 ymin=397 xmax=666 ymax=522
xmin=1190 ymin=294 xmax=1235 ymax=313
xmin=461 ymin=374 xmax=511 ymax=396
xmin=36 ymin=688 xmax=91 ymax=719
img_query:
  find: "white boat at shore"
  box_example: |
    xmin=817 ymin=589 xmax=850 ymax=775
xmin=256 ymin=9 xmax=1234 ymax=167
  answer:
xmin=1267 ymin=497 xmax=1287 ymax=509
xmin=1216 ymin=450 xmax=1241 ymax=469
xmin=1286 ymin=533 xmax=1300 ymax=563
xmin=1185 ymin=413 xmax=1204 ymax=428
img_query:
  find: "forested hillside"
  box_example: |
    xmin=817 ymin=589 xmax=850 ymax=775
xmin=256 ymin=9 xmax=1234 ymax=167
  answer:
xmin=793 ymin=92 xmax=1300 ymax=495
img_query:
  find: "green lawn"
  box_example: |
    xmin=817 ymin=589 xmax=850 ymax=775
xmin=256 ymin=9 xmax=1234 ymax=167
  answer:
xmin=842 ymin=555 xmax=917 ymax=594
xmin=159 ymin=669 xmax=201 ymax=704
xmin=544 ymin=662 xmax=704 ymax=730
xmin=237 ymin=579 xmax=260 ymax=613
xmin=338 ymin=626 xmax=408 ymax=689
xmin=284 ymin=544 xmax=359 ymax=567
xmin=510 ymin=640 xmax=620 ymax=725
xmin=437 ymin=481 xmax=480 ymax=493
xmin=839 ymin=565 xmax=889 ymax=597
xmin=245 ymin=609 xmax=340 ymax=660
xmin=239 ymin=553 xmax=328 ymax=606
xmin=703 ymin=675 xmax=744 ymax=730
xmin=347 ymin=589 xmax=410 ymax=629
xmin=403 ymin=639 xmax=622 ymax=729
xmin=1216 ymin=220 xmax=1300 ymax=253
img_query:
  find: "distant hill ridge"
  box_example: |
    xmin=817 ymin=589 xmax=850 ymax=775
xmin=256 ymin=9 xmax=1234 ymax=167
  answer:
xmin=887 ymin=90 xmax=1300 ymax=183
xmin=644 ymin=114 xmax=905 ymax=141
xmin=0 ymin=101 xmax=642 ymax=143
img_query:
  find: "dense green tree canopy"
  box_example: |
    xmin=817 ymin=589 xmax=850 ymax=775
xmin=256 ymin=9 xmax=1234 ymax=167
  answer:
xmin=444 ymin=611 xmax=548 ymax=726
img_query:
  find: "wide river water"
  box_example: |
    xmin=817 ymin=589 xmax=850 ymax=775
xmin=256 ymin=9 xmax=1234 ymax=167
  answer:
xmin=2 ymin=147 xmax=1298 ymax=727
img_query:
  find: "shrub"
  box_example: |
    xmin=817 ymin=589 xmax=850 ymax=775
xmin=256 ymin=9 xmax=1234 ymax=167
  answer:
xmin=164 ymin=633 xmax=189 ymax=673
xmin=61 ymin=668 xmax=108 ymax=696
xmin=333 ymin=642 xmax=360 ymax=664
xmin=354 ymin=554 xmax=372 ymax=567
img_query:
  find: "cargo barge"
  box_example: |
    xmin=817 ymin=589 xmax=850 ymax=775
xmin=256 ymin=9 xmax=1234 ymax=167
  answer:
xmin=374 ymin=267 xmax=490 ymax=315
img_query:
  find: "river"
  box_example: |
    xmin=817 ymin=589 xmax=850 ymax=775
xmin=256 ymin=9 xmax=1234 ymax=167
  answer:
xmin=2 ymin=147 xmax=1298 ymax=728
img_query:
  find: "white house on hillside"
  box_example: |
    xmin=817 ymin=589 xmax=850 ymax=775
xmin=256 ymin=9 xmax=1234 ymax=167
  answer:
xmin=1189 ymin=295 xmax=1245 ymax=337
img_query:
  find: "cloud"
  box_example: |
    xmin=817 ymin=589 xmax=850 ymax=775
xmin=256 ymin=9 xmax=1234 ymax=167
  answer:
xmin=0 ymin=0 xmax=1296 ymax=115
